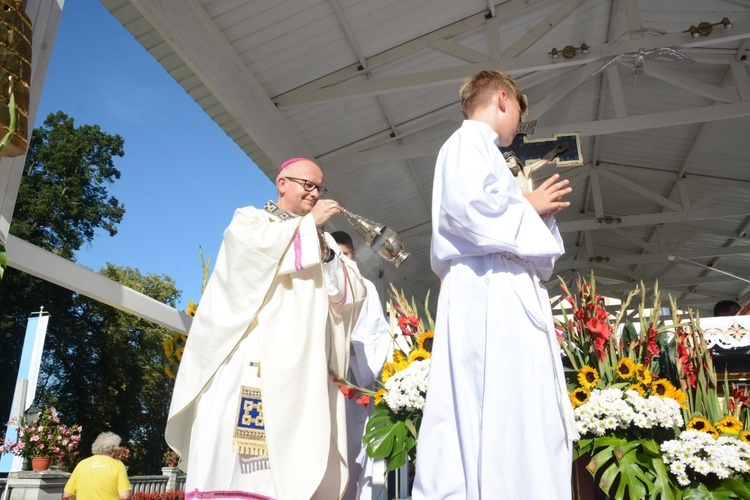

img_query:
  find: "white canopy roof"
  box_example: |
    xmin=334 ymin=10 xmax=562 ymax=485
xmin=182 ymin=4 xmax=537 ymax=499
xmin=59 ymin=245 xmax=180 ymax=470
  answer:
xmin=3 ymin=0 xmax=750 ymax=332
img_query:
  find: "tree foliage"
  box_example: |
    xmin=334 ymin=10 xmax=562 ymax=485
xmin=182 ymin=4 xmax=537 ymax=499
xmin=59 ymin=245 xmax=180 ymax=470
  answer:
xmin=1 ymin=111 xmax=125 ymax=419
xmin=1 ymin=112 xmax=180 ymax=474
xmin=40 ymin=264 xmax=179 ymax=474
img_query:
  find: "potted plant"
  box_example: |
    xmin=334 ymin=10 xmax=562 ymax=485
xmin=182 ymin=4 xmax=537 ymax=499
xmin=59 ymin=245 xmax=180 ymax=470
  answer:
xmin=0 ymin=405 xmax=82 ymax=470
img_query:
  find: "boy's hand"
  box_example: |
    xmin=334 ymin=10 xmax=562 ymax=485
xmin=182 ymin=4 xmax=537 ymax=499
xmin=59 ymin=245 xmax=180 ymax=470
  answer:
xmin=523 ymin=174 xmax=572 ymax=221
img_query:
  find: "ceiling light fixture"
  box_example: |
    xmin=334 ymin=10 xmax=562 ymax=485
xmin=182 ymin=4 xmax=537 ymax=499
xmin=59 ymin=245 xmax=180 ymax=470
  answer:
xmin=685 ymin=17 xmax=732 ymax=38
xmin=549 ymin=43 xmax=589 ymax=60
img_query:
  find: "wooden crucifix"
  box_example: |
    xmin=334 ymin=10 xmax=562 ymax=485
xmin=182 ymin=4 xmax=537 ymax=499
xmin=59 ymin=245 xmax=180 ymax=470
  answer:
xmin=499 ymin=131 xmax=584 ymax=194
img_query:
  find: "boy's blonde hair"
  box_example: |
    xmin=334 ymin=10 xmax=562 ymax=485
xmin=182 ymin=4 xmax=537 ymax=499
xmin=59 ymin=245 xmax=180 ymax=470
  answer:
xmin=459 ymin=70 xmax=527 ymax=119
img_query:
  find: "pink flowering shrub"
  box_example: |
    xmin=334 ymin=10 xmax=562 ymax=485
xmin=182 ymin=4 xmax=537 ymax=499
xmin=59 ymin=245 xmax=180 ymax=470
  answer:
xmin=0 ymin=406 xmax=82 ymax=465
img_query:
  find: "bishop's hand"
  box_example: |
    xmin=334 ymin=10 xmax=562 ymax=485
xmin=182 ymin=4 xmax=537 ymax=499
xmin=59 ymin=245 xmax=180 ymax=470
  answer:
xmin=311 ymin=200 xmax=341 ymax=228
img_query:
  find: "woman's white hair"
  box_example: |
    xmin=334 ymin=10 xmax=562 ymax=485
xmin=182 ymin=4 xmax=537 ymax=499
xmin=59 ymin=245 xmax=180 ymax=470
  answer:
xmin=91 ymin=431 xmax=122 ymax=455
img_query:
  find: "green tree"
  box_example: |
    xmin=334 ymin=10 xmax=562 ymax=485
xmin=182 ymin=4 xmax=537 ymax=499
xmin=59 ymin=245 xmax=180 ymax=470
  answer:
xmin=1 ymin=111 xmax=180 ymax=474
xmin=40 ymin=264 xmax=179 ymax=475
xmin=0 ymin=111 xmax=125 ymax=436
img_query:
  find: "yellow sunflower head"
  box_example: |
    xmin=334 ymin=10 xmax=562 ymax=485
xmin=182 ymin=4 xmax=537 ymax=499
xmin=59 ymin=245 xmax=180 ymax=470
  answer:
xmin=164 ymin=338 xmax=175 ymax=358
xmin=687 ymin=416 xmax=712 ymax=433
xmin=374 ymin=388 xmax=387 ymax=406
xmin=651 ymin=379 xmax=676 ymax=398
xmin=577 ymin=366 xmax=600 ymax=390
xmin=394 ymin=359 xmax=409 ymax=373
xmin=627 ymin=383 xmax=646 ymax=397
xmin=569 ymin=388 xmax=590 ymax=408
xmin=176 ymin=347 xmax=185 ymax=361
xmin=187 ymin=300 xmax=198 ymax=317
xmin=417 ymin=330 xmax=434 ymax=352
xmin=634 ymin=363 xmax=652 ymax=385
xmin=670 ymin=388 xmax=687 ymax=409
xmin=740 ymin=431 xmax=750 ymax=445
xmin=706 ymin=426 xmax=719 ymax=439
xmin=408 ymin=348 xmax=431 ymax=363
xmin=165 ymin=365 xmax=176 ymax=379
xmin=716 ymin=415 xmax=743 ymax=435
xmin=393 ymin=350 xmax=407 ymax=364
xmin=381 ymin=362 xmax=394 ymax=384
xmin=615 ymin=358 xmax=636 ymax=380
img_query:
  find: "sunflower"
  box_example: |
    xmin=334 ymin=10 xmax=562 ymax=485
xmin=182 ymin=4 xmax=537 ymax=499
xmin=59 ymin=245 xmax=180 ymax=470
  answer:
xmin=164 ymin=338 xmax=175 ymax=358
xmin=651 ymin=379 xmax=677 ymax=398
xmin=569 ymin=388 xmax=590 ymax=408
xmin=393 ymin=350 xmax=407 ymax=364
xmin=394 ymin=359 xmax=410 ymax=373
xmin=706 ymin=427 xmax=719 ymax=439
xmin=634 ymin=363 xmax=652 ymax=385
xmin=740 ymin=431 xmax=750 ymax=445
xmin=670 ymin=388 xmax=687 ymax=409
xmin=165 ymin=365 xmax=176 ymax=379
xmin=381 ymin=362 xmax=394 ymax=383
xmin=175 ymin=347 xmax=185 ymax=361
xmin=716 ymin=415 xmax=743 ymax=435
xmin=417 ymin=330 xmax=434 ymax=352
xmin=627 ymin=384 xmax=646 ymax=397
xmin=615 ymin=358 xmax=636 ymax=380
xmin=687 ymin=416 xmax=712 ymax=433
xmin=408 ymin=348 xmax=431 ymax=363
xmin=577 ymin=366 xmax=600 ymax=390
xmin=374 ymin=388 xmax=387 ymax=406
xmin=187 ymin=300 xmax=198 ymax=317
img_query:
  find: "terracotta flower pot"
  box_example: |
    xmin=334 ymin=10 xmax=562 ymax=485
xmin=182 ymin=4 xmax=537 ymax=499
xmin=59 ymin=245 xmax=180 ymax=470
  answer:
xmin=31 ymin=456 xmax=52 ymax=471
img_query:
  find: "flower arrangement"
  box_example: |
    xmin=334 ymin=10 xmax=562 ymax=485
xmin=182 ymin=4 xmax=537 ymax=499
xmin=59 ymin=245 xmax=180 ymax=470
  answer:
xmin=163 ymin=449 xmax=180 ymax=468
xmin=0 ymin=406 xmax=82 ymax=465
xmin=331 ymin=285 xmax=434 ymax=471
xmin=558 ymin=272 xmax=750 ymax=499
xmin=357 ymin=285 xmax=434 ymax=471
xmin=134 ymin=492 xmax=184 ymax=500
xmin=116 ymin=445 xmax=131 ymax=463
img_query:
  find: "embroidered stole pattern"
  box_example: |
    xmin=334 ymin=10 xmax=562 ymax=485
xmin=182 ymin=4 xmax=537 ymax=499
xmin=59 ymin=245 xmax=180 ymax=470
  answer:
xmin=232 ymin=202 xmax=297 ymax=459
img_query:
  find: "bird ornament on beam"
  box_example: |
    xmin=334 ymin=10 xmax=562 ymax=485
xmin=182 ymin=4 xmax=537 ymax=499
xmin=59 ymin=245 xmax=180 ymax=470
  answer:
xmin=590 ymin=47 xmax=694 ymax=77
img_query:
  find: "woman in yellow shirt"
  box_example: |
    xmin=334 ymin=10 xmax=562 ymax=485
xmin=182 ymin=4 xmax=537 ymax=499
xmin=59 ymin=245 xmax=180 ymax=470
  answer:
xmin=63 ymin=432 xmax=132 ymax=500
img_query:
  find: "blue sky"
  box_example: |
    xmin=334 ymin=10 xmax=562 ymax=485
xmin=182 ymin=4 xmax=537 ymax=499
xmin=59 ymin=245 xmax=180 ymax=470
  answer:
xmin=34 ymin=0 xmax=277 ymax=309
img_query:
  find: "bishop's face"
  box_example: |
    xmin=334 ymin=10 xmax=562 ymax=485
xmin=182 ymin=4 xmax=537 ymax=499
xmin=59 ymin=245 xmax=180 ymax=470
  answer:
xmin=278 ymin=160 xmax=324 ymax=216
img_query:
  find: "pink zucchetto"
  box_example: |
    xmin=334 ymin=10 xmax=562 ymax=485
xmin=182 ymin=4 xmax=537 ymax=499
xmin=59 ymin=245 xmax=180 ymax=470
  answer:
xmin=278 ymin=157 xmax=312 ymax=173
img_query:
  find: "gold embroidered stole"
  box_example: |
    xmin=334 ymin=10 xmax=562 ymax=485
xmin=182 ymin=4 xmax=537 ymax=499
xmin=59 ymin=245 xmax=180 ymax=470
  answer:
xmin=231 ymin=203 xmax=300 ymax=457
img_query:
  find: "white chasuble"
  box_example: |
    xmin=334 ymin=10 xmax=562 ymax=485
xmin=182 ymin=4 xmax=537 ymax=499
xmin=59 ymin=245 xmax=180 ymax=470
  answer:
xmin=166 ymin=204 xmax=366 ymax=500
xmin=413 ymin=120 xmax=576 ymax=500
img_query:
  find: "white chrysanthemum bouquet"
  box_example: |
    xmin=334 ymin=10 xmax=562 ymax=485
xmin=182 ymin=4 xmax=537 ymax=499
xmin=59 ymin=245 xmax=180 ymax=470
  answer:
xmin=382 ymin=358 xmax=430 ymax=414
xmin=661 ymin=430 xmax=750 ymax=487
xmin=575 ymin=388 xmax=684 ymax=437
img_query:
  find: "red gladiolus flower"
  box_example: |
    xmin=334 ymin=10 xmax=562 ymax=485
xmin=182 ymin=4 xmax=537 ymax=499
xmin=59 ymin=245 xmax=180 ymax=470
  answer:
xmin=338 ymin=386 xmax=357 ymax=399
xmin=356 ymin=395 xmax=371 ymax=408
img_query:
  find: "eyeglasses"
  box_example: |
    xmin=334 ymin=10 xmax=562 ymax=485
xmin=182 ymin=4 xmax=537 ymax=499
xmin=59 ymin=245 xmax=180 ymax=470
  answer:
xmin=284 ymin=176 xmax=328 ymax=196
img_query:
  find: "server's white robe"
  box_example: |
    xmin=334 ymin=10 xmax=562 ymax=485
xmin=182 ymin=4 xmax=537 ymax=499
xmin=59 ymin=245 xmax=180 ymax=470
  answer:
xmin=412 ymin=120 xmax=576 ymax=499
xmin=344 ymin=278 xmax=391 ymax=500
xmin=165 ymin=205 xmax=366 ymax=500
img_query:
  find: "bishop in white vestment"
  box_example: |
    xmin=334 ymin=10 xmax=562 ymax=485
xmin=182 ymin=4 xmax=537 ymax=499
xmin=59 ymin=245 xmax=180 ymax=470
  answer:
xmin=166 ymin=159 xmax=366 ymax=500
xmin=413 ymin=71 xmax=577 ymax=499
